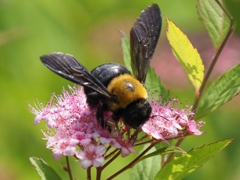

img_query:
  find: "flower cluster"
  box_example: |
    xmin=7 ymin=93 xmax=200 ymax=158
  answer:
xmin=29 ymin=86 xmax=204 ymax=169
xmin=143 ymin=99 xmax=204 ymax=142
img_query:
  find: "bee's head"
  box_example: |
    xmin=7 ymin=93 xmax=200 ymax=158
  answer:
xmin=123 ymin=99 xmax=152 ymax=129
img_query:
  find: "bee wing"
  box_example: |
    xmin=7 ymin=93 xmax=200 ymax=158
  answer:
xmin=130 ymin=4 xmax=162 ymax=84
xmin=40 ymin=52 xmax=114 ymax=100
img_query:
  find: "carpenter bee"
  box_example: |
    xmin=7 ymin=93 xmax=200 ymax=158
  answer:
xmin=40 ymin=4 xmax=161 ymax=133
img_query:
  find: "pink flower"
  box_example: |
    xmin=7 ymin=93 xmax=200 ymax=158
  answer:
xmin=142 ymin=100 xmax=204 ymax=140
xmin=76 ymin=145 xmax=106 ymax=169
xmin=110 ymin=137 xmax=136 ymax=157
xmin=29 ymin=85 xmax=204 ymax=169
xmin=29 ymin=86 xmax=107 ymax=159
xmin=52 ymin=138 xmax=79 ymax=160
xmin=187 ymin=120 xmax=205 ymax=135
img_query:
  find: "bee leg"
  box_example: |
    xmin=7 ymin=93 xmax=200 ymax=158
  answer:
xmin=112 ymin=109 xmax=124 ymax=122
xmin=132 ymin=127 xmax=141 ymax=145
xmin=96 ymin=104 xmax=111 ymax=132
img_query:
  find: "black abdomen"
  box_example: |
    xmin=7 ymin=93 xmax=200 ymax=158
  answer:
xmin=84 ymin=63 xmax=131 ymax=108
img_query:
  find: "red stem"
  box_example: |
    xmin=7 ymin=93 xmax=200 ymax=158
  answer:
xmin=106 ymin=141 xmax=158 ymax=180
xmin=65 ymin=156 xmax=73 ymax=180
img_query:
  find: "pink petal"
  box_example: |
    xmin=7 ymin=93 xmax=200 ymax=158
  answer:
xmin=93 ymin=157 xmax=105 ymax=167
xmin=80 ymin=159 xmax=92 ymax=169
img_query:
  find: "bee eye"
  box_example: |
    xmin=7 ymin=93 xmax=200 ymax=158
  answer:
xmin=112 ymin=95 xmax=119 ymax=103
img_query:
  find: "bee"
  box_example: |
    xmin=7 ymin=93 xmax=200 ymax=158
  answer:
xmin=40 ymin=4 xmax=161 ymax=132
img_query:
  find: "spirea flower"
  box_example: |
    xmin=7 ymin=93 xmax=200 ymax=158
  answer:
xmin=29 ymin=86 xmax=137 ymax=168
xmin=76 ymin=145 xmax=106 ymax=169
xmin=29 ymin=86 xmax=204 ymax=169
xmin=142 ymin=99 xmax=204 ymax=140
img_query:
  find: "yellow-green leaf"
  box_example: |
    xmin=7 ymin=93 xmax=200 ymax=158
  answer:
xmin=166 ymin=18 xmax=204 ymax=90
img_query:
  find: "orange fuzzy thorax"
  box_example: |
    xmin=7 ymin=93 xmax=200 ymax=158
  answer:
xmin=107 ymin=74 xmax=147 ymax=111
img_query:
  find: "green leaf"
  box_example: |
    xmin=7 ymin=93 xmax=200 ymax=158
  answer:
xmin=155 ymin=139 xmax=233 ymax=180
xmin=121 ymin=33 xmax=168 ymax=101
xmin=139 ymin=146 xmax=186 ymax=163
xmin=146 ymin=67 xmax=169 ymax=102
xmin=166 ymin=18 xmax=204 ymax=90
xmin=129 ymin=146 xmax=161 ymax=180
xmin=224 ymin=0 xmax=240 ymax=35
xmin=195 ymin=63 xmax=240 ymax=119
xmin=121 ymin=32 xmax=132 ymax=72
xmin=30 ymin=157 xmax=62 ymax=180
xmin=197 ymin=0 xmax=231 ymax=50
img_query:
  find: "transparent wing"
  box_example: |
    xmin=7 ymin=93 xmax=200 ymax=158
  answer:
xmin=40 ymin=52 xmax=114 ymax=100
xmin=130 ymin=4 xmax=162 ymax=84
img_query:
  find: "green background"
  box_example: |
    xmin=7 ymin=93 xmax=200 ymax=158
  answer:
xmin=0 ymin=0 xmax=240 ymax=179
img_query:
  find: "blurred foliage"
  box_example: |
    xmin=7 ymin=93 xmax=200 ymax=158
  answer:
xmin=0 ymin=0 xmax=239 ymax=179
xmin=224 ymin=0 xmax=240 ymax=35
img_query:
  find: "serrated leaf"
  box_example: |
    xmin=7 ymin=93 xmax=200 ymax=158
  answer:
xmin=30 ymin=157 xmax=62 ymax=180
xmin=121 ymin=33 xmax=168 ymax=101
xmin=195 ymin=64 xmax=240 ymax=119
xmin=129 ymin=146 xmax=161 ymax=180
xmin=197 ymin=0 xmax=230 ymax=50
xmin=121 ymin=32 xmax=132 ymax=72
xmin=166 ymin=18 xmax=204 ymax=90
xmin=139 ymin=146 xmax=186 ymax=163
xmin=155 ymin=139 xmax=233 ymax=180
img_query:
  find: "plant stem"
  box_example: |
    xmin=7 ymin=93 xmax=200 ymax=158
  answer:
xmin=87 ymin=167 xmax=91 ymax=180
xmin=163 ymin=0 xmax=235 ymax=171
xmin=102 ymin=150 xmax=121 ymax=170
xmin=104 ymin=148 xmax=120 ymax=160
xmin=96 ymin=167 xmax=102 ymax=180
xmin=162 ymin=138 xmax=184 ymax=167
xmin=106 ymin=141 xmax=157 ymax=180
xmin=192 ymin=0 xmax=235 ymax=112
xmin=94 ymin=150 xmax=121 ymax=180
xmin=65 ymin=156 xmax=73 ymax=180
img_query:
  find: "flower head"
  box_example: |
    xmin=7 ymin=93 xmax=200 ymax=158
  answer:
xmin=142 ymin=99 xmax=204 ymax=140
xmin=29 ymin=86 xmax=204 ymax=169
xmin=29 ymin=86 xmax=113 ymax=168
xmin=76 ymin=145 xmax=106 ymax=169
xmin=110 ymin=137 xmax=136 ymax=157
